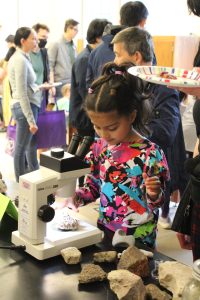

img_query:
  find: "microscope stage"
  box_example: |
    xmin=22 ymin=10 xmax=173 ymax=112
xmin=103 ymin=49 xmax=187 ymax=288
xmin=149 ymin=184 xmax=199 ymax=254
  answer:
xmin=12 ymin=211 xmax=102 ymax=260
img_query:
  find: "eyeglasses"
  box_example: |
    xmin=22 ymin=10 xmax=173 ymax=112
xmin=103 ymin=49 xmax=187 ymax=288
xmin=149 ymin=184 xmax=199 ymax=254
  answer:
xmin=69 ymin=26 xmax=78 ymax=32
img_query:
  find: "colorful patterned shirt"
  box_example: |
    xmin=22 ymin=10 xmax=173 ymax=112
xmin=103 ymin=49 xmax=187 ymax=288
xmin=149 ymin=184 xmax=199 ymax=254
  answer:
xmin=76 ymin=138 xmax=169 ymax=245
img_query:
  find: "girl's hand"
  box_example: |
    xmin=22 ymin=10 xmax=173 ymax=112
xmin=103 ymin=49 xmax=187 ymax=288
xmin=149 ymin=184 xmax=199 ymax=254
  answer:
xmin=29 ymin=124 xmax=38 ymax=134
xmin=142 ymin=173 xmax=161 ymax=200
xmin=176 ymin=233 xmax=192 ymax=250
xmin=66 ymin=196 xmax=80 ymax=212
xmin=52 ymin=196 xmax=80 ymax=212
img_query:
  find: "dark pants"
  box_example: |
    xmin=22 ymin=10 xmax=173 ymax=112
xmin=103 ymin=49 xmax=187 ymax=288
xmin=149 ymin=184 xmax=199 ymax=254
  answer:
xmin=11 ymin=102 xmax=39 ymax=182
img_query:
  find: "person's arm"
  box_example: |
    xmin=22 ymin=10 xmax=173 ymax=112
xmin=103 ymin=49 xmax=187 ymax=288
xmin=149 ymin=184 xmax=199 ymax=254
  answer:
xmin=69 ymin=56 xmax=91 ymax=130
xmin=149 ymin=86 xmax=180 ymax=150
xmin=193 ymin=139 xmax=199 ymax=157
xmin=75 ymin=141 xmax=101 ymax=204
xmin=169 ymin=86 xmax=200 ymax=98
xmin=14 ymin=56 xmax=36 ymax=127
xmin=86 ymin=52 xmax=94 ymax=88
xmin=0 ymin=67 xmax=6 ymax=83
xmin=75 ymin=55 xmax=88 ymax=100
xmin=48 ymin=42 xmax=58 ymax=96
xmin=69 ymin=63 xmax=81 ymax=128
xmin=41 ymin=48 xmax=55 ymax=99
xmin=143 ymin=145 xmax=170 ymax=210
xmin=2 ymin=61 xmax=8 ymax=71
xmin=168 ymin=65 xmax=200 ymax=97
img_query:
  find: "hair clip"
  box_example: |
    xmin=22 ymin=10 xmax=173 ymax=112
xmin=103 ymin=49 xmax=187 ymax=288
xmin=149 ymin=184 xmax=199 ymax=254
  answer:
xmin=115 ymin=70 xmax=124 ymax=75
xmin=88 ymin=87 xmax=93 ymax=94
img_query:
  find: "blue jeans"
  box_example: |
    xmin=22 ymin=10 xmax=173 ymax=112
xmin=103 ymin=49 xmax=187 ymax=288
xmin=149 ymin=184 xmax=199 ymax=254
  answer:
xmin=11 ymin=103 xmax=40 ymax=182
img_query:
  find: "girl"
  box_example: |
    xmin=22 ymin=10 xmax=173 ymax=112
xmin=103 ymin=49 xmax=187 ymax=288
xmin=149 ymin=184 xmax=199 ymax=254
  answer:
xmin=8 ymin=27 xmax=51 ymax=182
xmin=67 ymin=63 xmax=169 ymax=248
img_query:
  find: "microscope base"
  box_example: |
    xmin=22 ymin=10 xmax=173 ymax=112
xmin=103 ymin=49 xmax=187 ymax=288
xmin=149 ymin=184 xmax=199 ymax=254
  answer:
xmin=12 ymin=220 xmax=102 ymax=260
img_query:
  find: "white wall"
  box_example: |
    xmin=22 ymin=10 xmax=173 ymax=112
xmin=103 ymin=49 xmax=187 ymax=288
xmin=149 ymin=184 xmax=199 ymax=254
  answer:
xmin=0 ymin=0 xmax=18 ymax=57
xmin=141 ymin=0 xmax=200 ymax=36
xmin=0 ymin=0 xmax=200 ymax=58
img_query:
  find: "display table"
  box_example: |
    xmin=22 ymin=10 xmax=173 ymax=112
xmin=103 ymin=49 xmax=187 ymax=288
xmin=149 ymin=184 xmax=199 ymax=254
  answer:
xmin=0 ymin=213 xmax=173 ymax=300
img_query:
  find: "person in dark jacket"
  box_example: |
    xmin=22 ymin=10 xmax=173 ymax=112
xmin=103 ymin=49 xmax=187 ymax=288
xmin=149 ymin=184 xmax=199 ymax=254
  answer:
xmin=112 ymin=26 xmax=188 ymax=229
xmin=86 ymin=24 xmax=125 ymax=87
xmin=188 ymin=0 xmax=200 ymax=258
xmin=181 ymin=41 xmax=200 ymax=261
xmin=150 ymin=87 xmax=189 ymax=226
xmin=69 ymin=18 xmax=111 ymax=137
xmin=166 ymin=0 xmax=200 ymax=260
xmin=86 ymin=1 xmax=156 ymax=86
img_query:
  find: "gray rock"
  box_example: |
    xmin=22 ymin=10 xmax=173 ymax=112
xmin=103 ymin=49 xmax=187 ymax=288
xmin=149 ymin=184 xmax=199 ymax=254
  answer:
xmin=145 ymin=284 xmax=172 ymax=300
xmin=78 ymin=263 xmax=107 ymax=283
xmin=108 ymin=269 xmax=146 ymax=300
xmin=117 ymin=246 xmax=150 ymax=278
xmin=61 ymin=247 xmax=82 ymax=264
xmin=93 ymin=251 xmax=117 ymax=263
xmin=158 ymin=261 xmax=192 ymax=299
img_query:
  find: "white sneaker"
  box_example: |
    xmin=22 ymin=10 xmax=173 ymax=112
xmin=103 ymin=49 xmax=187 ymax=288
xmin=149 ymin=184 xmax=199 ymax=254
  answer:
xmin=158 ymin=217 xmax=171 ymax=229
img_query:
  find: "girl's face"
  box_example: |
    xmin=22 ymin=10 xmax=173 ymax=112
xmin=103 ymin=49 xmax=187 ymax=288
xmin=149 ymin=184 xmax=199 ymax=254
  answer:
xmin=21 ymin=30 xmax=37 ymax=53
xmin=88 ymin=110 xmax=137 ymax=145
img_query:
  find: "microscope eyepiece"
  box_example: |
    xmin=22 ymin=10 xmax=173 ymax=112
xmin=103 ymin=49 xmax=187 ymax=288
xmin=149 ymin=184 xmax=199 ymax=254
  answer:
xmin=67 ymin=133 xmax=82 ymax=155
xmin=75 ymin=136 xmax=94 ymax=160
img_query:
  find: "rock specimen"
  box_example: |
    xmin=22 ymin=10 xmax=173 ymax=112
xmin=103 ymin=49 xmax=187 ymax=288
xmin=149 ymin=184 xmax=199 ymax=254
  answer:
xmin=61 ymin=247 xmax=82 ymax=264
xmin=93 ymin=251 xmax=117 ymax=263
xmin=108 ymin=269 xmax=146 ymax=300
xmin=117 ymin=246 xmax=150 ymax=278
xmin=57 ymin=213 xmax=79 ymax=231
xmin=158 ymin=261 xmax=192 ymax=299
xmin=78 ymin=264 xmax=107 ymax=283
xmin=145 ymin=284 xmax=172 ymax=300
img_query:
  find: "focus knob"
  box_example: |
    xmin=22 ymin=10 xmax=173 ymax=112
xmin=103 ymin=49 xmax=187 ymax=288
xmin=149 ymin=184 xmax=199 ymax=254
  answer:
xmin=38 ymin=205 xmax=55 ymax=222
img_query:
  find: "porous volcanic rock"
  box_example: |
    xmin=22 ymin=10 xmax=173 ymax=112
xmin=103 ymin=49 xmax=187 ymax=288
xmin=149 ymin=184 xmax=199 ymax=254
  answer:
xmin=78 ymin=263 xmax=107 ymax=283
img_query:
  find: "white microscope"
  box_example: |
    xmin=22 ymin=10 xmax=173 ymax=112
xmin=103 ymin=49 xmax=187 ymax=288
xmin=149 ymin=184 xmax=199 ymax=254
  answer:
xmin=12 ymin=135 xmax=102 ymax=260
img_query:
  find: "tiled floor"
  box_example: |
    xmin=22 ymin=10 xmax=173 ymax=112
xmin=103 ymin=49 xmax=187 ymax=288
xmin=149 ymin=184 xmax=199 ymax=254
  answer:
xmin=0 ymin=131 xmax=193 ymax=266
